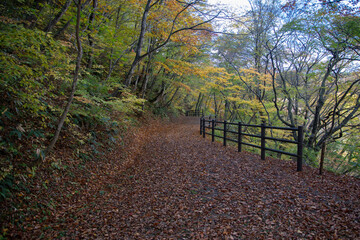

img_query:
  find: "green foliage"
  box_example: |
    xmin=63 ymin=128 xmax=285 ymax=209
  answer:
xmin=303 ymin=147 xmax=320 ymax=167
xmin=66 ymin=75 xmax=146 ymax=160
xmin=325 ymin=138 xmax=360 ymax=177
xmin=0 ymin=0 xmax=39 ymax=20
xmin=151 ymin=104 xmax=181 ymax=119
xmin=0 ymin=22 xmax=70 ymax=187
xmin=0 ymin=165 xmax=13 ymax=201
xmin=0 ymin=23 xmax=68 ymax=116
xmin=0 ymin=175 xmax=14 ymax=201
xmin=105 ymin=92 xmax=145 ymax=116
xmin=72 ymin=75 xmax=145 ymax=124
xmin=0 ymin=13 xmax=149 ymax=192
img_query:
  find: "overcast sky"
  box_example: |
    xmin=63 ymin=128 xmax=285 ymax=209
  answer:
xmin=206 ymin=0 xmax=250 ymax=31
xmin=207 ymin=0 xmax=250 ymax=10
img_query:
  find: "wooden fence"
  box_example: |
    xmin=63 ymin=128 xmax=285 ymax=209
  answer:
xmin=186 ymin=110 xmax=203 ymax=117
xmin=200 ymin=118 xmax=304 ymax=172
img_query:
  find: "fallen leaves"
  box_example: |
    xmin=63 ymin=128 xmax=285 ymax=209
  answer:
xmin=3 ymin=117 xmax=360 ymax=239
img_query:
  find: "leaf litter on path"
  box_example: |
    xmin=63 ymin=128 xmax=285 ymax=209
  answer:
xmin=6 ymin=117 xmax=360 ymax=239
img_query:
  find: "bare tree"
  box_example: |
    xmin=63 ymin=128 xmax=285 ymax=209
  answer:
xmin=267 ymin=14 xmax=360 ymax=150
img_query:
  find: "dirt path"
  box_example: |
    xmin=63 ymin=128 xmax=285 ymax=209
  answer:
xmin=8 ymin=117 xmax=360 ymax=239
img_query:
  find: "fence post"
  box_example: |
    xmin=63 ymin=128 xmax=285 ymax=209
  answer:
xmin=297 ymin=126 xmax=303 ymax=172
xmin=238 ymin=122 xmax=242 ymax=152
xmin=261 ymin=123 xmax=266 ymax=160
xmin=200 ymin=117 xmax=202 ymax=135
xmin=223 ymin=120 xmax=227 ymax=146
xmin=202 ymin=118 xmax=205 ymax=138
xmin=211 ymin=119 xmax=215 ymax=142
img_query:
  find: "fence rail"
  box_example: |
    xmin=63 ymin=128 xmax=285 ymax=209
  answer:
xmin=200 ymin=118 xmax=304 ymax=172
xmin=186 ymin=110 xmax=203 ymax=117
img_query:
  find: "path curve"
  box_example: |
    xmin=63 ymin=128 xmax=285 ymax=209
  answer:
xmin=11 ymin=117 xmax=360 ymax=239
xmin=78 ymin=117 xmax=359 ymax=239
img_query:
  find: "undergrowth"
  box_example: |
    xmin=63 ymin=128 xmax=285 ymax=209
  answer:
xmin=0 ymin=23 xmax=150 ymax=239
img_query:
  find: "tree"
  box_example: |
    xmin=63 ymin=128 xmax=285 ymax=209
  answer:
xmin=43 ymin=0 xmax=72 ymax=33
xmin=122 ymin=0 xmax=219 ymax=89
xmin=267 ymin=12 xmax=360 ymax=151
xmin=45 ymin=0 xmax=83 ymax=158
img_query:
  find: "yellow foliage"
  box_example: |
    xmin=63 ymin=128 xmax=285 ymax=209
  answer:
xmin=155 ymin=61 xmax=171 ymax=72
xmin=238 ymin=68 xmax=272 ymax=90
xmin=74 ymin=96 xmax=94 ymax=105
xmin=174 ymin=81 xmax=192 ymax=92
xmin=147 ymin=0 xmax=213 ymax=47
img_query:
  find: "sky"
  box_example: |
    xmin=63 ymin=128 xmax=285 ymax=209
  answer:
xmin=206 ymin=0 xmax=251 ymax=31
xmin=207 ymin=0 xmax=250 ymax=11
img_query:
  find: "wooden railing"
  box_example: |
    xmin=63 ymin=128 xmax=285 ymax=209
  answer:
xmin=186 ymin=110 xmax=203 ymax=117
xmin=200 ymin=118 xmax=304 ymax=172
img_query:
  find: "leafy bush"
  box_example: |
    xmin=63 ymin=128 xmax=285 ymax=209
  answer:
xmin=0 ymin=22 xmax=69 ymax=187
xmin=0 ymin=174 xmax=14 ymax=201
xmin=0 ymin=22 xmax=69 ymax=116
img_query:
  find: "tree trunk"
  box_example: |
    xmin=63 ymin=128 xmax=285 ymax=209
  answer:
xmin=87 ymin=0 xmax=98 ymax=69
xmin=165 ymin=87 xmax=180 ymax=107
xmin=53 ymin=0 xmax=91 ymax=38
xmin=44 ymin=0 xmax=83 ymax=160
xmin=139 ymin=43 xmax=154 ymax=97
xmin=308 ymin=57 xmax=338 ymax=148
xmin=44 ymin=0 xmax=72 ymax=33
xmin=124 ymin=0 xmax=152 ymax=87
xmin=213 ymin=92 xmax=218 ymax=117
xmin=132 ymin=64 xmax=143 ymax=92
xmin=224 ymin=99 xmax=228 ymax=120
xmin=149 ymin=81 xmax=165 ymax=103
xmin=195 ymin=92 xmax=202 ymax=111
xmin=53 ymin=16 xmax=73 ymax=38
xmin=319 ymin=142 xmax=326 ymax=175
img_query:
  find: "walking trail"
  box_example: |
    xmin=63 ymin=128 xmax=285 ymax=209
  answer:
xmin=9 ymin=117 xmax=360 ymax=239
